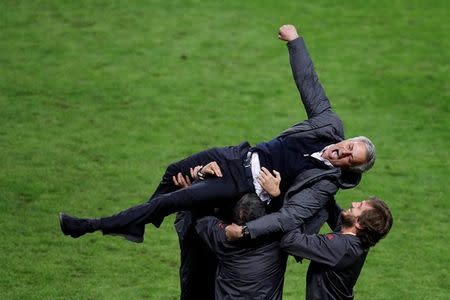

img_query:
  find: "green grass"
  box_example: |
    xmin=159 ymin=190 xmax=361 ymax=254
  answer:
xmin=1 ymin=0 xmax=449 ymax=299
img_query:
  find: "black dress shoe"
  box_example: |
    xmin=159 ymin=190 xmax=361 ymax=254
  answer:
xmin=59 ymin=213 xmax=99 ymax=238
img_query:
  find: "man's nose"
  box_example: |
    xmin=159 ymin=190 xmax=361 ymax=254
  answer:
xmin=341 ymin=149 xmax=352 ymax=156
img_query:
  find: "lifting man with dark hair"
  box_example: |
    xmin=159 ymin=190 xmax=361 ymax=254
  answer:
xmin=281 ymin=197 xmax=393 ymax=299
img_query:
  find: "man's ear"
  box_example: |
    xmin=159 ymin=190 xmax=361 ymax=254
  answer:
xmin=355 ymin=220 xmax=363 ymax=230
xmin=239 ymin=209 xmax=245 ymax=222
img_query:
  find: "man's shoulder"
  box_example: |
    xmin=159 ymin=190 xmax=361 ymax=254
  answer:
xmin=278 ymin=112 xmax=344 ymax=139
xmin=312 ymin=177 xmax=340 ymax=191
xmin=195 ymin=216 xmax=227 ymax=237
xmin=290 ymin=166 xmax=362 ymax=193
xmin=290 ymin=169 xmax=341 ymax=193
xmin=305 ymin=108 xmax=344 ymax=134
xmin=330 ymin=234 xmax=365 ymax=255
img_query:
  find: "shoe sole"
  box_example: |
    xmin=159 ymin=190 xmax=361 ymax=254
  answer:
xmin=59 ymin=212 xmax=69 ymax=236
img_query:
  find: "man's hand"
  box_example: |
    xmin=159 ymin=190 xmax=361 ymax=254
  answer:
xmin=172 ymin=165 xmax=203 ymax=188
xmin=257 ymin=167 xmax=281 ymax=197
xmin=172 ymin=161 xmax=224 ymax=188
xmin=278 ymin=24 xmax=299 ymax=42
xmin=225 ymin=223 xmax=243 ymax=241
xmin=173 ymin=172 xmax=192 ymax=188
xmin=200 ymin=161 xmax=223 ymax=178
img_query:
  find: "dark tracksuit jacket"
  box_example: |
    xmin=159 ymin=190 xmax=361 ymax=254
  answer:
xmin=175 ymin=203 xmax=330 ymax=300
xmin=280 ymin=201 xmax=368 ymax=300
xmin=195 ymin=216 xmax=287 ymax=300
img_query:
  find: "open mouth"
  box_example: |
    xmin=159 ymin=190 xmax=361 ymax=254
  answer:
xmin=332 ymin=149 xmax=339 ymax=159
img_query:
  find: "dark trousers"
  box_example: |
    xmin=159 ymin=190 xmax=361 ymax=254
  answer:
xmin=175 ymin=210 xmax=217 ymax=300
xmin=100 ymin=142 xmax=253 ymax=241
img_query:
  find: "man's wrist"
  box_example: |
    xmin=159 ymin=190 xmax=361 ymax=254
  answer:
xmin=287 ymin=36 xmax=302 ymax=45
xmin=288 ymin=34 xmax=299 ymax=42
xmin=269 ymin=190 xmax=281 ymax=198
xmin=241 ymin=225 xmax=250 ymax=239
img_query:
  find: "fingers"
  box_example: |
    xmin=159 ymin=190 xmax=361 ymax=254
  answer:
xmin=257 ymin=168 xmax=281 ymax=188
xmin=257 ymin=169 xmax=272 ymax=187
xmin=172 ymin=172 xmax=190 ymax=188
xmin=211 ymin=162 xmax=223 ymax=177
xmin=257 ymin=173 xmax=266 ymax=184
xmin=261 ymin=167 xmax=271 ymax=175
xmin=185 ymin=175 xmax=191 ymax=186
xmin=190 ymin=165 xmax=203 ymax=179
xmin=173 ymin=173 xmax=185 ymax=187
xmin=258 ymin=168 xmax=281 ymax=181
xmin=257 ymin=176 xmax=264 ymax=186
xmin=203 ymin=161 xmax=223 ymax=177
xmin=178 ymin=172 xmax=188 ymax=187
xmin=259 ymin=167 xmax=274 ymax=179
xmin=273 ymin=170 xmax=281 ymax=180
xmin=172 ymin=175 xmax=179 ymax=186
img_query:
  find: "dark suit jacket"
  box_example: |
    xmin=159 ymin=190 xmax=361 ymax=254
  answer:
xmin=247 ymin=38 xmax=361 ymax=238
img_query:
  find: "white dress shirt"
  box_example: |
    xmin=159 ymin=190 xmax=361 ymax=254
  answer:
xmin=251 ymin=147 xmax=333 ymax=203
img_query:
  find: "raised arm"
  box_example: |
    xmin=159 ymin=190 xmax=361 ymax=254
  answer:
xmin=279 ymin=25 xmax=331 ymax=119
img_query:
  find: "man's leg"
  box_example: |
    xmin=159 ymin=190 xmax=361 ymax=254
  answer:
xmin=60 ymin=178 xmax=241 ymax=242
xmin=175 ymin=211 xmax=216 ymax=300
xmin=100 ymin=176 xmax=247 ymax=241
xmin=59 ymin=142 xmax=251 ymax=241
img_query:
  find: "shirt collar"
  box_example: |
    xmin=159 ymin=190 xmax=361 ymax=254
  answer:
xmin=308 ymin=146 xmax=334 ymax=168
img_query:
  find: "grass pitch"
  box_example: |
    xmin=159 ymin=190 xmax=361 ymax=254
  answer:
xmin=1 ymin=1 xmax=449 ymax=299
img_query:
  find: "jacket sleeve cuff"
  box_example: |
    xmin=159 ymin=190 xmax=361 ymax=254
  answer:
xmin=286 ymin=37 xmax=305 ymax=53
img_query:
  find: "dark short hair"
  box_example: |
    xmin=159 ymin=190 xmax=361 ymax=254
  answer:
xmin=233 ymin=193 xmax=266 ymax=225
xmin=357 ymin=197 xmax=393 ymax=248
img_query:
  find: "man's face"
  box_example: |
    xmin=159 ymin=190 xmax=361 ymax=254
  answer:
xmin=341 ymin=200 xmax=373 ymax=227
xmin=321 ymin=139 xmax=368 ymax=169
xmin=343 ymin=200 xmax=373 ymax=219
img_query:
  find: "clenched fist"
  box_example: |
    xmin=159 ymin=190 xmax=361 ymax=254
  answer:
xmin=278 ymin=24 xmax=299 ymax=42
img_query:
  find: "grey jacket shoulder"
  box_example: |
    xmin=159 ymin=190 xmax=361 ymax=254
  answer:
xmin=278 ymin=111 xmax=344 ymax=144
